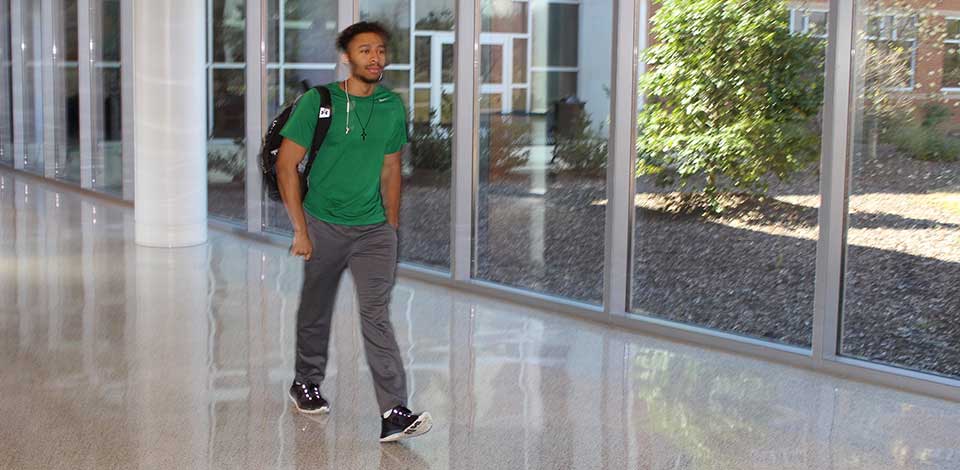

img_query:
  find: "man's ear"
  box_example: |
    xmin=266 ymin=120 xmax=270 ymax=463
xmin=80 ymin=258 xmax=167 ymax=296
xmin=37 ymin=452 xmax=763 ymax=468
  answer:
xmin=340 ymin=51 xmax=350 ymax=65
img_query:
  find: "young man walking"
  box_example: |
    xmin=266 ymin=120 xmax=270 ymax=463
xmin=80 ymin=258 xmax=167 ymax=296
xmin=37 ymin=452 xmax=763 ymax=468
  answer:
xmin=274 ymin=21 xmax=432 ymax=443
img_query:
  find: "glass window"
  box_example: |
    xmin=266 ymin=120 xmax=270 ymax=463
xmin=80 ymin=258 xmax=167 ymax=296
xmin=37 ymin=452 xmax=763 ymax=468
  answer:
xmin=282 ymin=68 xmax=333 ymax=103
xmin=21 ymin=0 xmax=43 ymax=174
xmin=530 ymin=71 xmax=576 ymax=114
xmin=283 ymin=0 xmax=339 ymax=63
xmin=54 ymin=0 xmax=81 ymax=184
xmin=263 ymin=0 xmax=339 ymax=234
xmin=92 ymin=0 xmax=122 ymax=195
xmin=789 ymin=8 xmax=828 ymax=39
xmin=415 ymin=36 xmax=430 ymax=83
xmin=414 ymin=88 xmax=431 ymax=122
xmin=0 ymin=0 xmax=12 ymax=167
xmin=944 ymin=19 xmax=960 ymax=89
xmin=864 ymin=14 xmax=917 ymax=91
xmin=531 ymin=2 xmax=578 ymax=68
xmin=359 ymin=0 xmax=410 ymax=64
xmin=513 ymin=38 xmax=527 ymax=84
xmin=416 ymin=0 xmax=453 ymax=31
xmin=841 ymin=2 xmax=960 ymax=379
xmin=480 ymin=44 xmax=503 ymax=84
xmin=362 ymin=0 xmax=455 ymax=271
xmin=382 ymin=68 xmax=409 ymax=104
xmin=480 ymin=0 xmax=527 ymax=34
xmin=631 ymin=0 xmax=825 ymax=346
xmin=207 ymin=0 xmax=246 ymax=223
xmin=808 ymin=11 xmax=828 ymax=37
xmin=212 ymin=0 xmax=244 ymax=63
xmin=512 ymin=87 xmax=527 ymax=113
xmin=476 ymin=0 xmax=610 ymax=304
xmin=442 ymin=43 xmax=453 ymax=84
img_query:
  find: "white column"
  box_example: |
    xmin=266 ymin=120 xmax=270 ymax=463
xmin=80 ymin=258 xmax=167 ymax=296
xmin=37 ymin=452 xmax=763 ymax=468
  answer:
xmin=133 ymin=0 xmax=207 ymax=247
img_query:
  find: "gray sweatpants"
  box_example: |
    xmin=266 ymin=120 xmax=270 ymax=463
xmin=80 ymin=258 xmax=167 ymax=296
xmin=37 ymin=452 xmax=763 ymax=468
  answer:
xmin=294 ymin=214 xmax=407 ymax=414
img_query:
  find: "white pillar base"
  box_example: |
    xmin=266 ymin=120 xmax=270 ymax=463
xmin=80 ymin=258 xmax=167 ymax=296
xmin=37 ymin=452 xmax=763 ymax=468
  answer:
xmin=135 ymin=222 xmax=208 ymax=248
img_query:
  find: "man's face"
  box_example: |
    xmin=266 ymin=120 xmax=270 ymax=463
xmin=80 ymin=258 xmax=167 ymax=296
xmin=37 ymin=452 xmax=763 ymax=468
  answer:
xmin=343 ymin=32 xmax=386 ymax=84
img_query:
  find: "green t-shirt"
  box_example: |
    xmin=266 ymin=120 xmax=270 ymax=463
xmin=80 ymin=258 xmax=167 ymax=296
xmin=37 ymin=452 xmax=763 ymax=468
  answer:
xmin=280 ymin=82 xmax=408 ymax=225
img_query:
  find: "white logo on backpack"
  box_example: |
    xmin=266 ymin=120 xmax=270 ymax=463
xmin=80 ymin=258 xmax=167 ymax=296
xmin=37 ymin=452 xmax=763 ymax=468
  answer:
xmin=319 ymin=107 xmax=331 ymax=119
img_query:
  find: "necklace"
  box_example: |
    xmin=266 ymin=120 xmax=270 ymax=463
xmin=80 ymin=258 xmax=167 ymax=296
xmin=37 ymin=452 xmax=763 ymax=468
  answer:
xmin=354 ymin=99 xmax=376 ymax=141
xmin=344 ymin=79 xmax=376 ymax=141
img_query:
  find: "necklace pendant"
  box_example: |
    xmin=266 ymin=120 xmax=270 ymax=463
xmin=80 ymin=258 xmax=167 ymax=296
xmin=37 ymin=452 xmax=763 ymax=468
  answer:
xmin=361 ymin=130 xmax=367 ymax=141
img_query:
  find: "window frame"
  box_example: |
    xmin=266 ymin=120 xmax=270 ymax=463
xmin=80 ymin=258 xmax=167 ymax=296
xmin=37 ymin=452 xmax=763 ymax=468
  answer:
xmin=942 ymin=17 xmax=960 ymax=92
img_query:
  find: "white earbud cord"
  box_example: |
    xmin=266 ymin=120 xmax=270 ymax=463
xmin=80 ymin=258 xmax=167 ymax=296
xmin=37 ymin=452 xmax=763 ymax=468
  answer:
xmin=345 ymin=78 xmax=352 ymax=135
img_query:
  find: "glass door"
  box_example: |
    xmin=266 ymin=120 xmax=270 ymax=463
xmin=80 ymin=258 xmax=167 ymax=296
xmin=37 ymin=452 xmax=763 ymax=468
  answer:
xmin=478 ymin=34 xmax=511 ymax=115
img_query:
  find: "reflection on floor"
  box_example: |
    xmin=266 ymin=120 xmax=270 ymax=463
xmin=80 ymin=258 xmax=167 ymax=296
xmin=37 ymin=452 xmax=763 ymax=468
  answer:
xmin=1 ymin=169 xmax=958 ymax=470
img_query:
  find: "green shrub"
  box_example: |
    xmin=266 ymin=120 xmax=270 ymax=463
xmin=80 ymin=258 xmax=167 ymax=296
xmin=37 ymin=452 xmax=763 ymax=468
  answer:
xmin=636 ymin=0 xmax=825 ymax=206
xmin=479 ymin=115 xmax=531 ymax=179
xmin=884 ymin=102 xmax=960 ymax=162
xmin=552 ymin=109 xmax=608 ymax=177
xmin=921 ymin=102 xmax=952 ymax=129
xmin=887 ymin=126 xmax=960 ymax=162
xmin=208 ymin=138 xmax=245 ymax=182
xmin=409 ymin=121 xmax=452 ymax=172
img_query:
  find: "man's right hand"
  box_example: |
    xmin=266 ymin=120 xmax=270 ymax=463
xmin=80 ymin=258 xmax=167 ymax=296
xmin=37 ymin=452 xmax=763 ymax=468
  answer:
xmin=291 ymin=231 xmax=313 ymax=261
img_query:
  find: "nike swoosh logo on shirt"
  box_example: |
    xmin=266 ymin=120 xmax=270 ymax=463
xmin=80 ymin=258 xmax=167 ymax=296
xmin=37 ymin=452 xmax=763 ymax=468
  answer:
xmin=377 ymin=98 xmax=390 ymax=102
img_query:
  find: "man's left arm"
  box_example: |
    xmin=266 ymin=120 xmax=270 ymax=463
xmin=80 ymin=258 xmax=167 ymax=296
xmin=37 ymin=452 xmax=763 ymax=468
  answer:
xmin=380 ymin=152 xmax=402 ymax=228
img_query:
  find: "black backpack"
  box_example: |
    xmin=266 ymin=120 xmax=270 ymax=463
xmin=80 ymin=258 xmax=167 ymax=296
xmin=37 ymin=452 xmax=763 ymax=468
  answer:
xmin=260 ymin=85 xmax=333 ymax=202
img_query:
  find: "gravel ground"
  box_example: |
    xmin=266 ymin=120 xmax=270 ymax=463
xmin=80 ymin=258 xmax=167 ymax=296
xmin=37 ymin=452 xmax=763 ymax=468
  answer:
xmin=209 ymin=147 xmax=960 ymax=378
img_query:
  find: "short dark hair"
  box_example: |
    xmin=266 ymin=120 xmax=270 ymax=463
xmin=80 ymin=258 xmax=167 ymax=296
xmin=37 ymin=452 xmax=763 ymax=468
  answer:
xmin=336 ymin=22 xmax=391 ymax=52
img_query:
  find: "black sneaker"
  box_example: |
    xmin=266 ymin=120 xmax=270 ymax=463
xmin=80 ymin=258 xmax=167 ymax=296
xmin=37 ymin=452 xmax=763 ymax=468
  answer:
xmin=288 ymin=381 xmax=330 ymax=414
xmin=380 ymin=405 xmax=433 ymax=443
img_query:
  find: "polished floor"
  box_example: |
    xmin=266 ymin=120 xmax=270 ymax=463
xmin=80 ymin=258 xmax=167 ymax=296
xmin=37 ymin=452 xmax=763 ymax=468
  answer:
xmin=1 ymin=170 xmax=959 ymax=470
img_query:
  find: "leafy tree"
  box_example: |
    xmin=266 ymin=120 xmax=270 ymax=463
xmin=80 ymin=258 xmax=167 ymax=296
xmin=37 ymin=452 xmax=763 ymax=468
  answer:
xmin=636 ymin=0 xmax=824 ymax=208
xmin=857 ymin=2 xmax=953 ymax=160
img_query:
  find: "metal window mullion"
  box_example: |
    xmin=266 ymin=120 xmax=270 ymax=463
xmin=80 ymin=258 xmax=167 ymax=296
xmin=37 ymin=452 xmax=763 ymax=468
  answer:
xmin=209 ymin=63 xmax=247 ymax=69
xmin=812 ymin=0 xmax=856 ymax=363
xmin=603 ymin=0 xmax=638 ymax=315
xmin=451 ymin=0 xmax=477 ymax=281
xmin=78 ymin=0 xmax=93 ymax=189
xmin=526 ymin=6 xmax=532 ymax=112
xmin=501 ymin=39 xmax=512 ymax=114
xmin=408 ymin=0 xmax=415 ymax=121
xmin=11 ymin=0 xmax=25 ymax=170
xmin=207 ymin=68 xmax=214 ymax=139
xmin=430 ymin=35 xmax=442 ymax=125
xmin=207 ymin=0 xmax=213 ymax=63
xmin=88 ymin=0 xmax=110 ymax=192
xmin=276 ymin=63 xmax=337 ymax=70
xmin=0 ymin=6 xmax=11 ymax=166
xmin=278 ymin=0 xmax=285 ymax=68
xmin=245 ymin=0 xmax=266 ymax=232
xmin=41 ymin=0 xmax=57 ymax=178
xmin=120 ymin=0 xmax=134 ymax=200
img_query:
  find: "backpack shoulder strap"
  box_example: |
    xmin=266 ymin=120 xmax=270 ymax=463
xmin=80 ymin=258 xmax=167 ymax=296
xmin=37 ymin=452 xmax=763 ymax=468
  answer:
xmin=300 ymin=85 xmax=333 ymax=191
xmin=307 ymin=85 xmax=333 ymax=160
